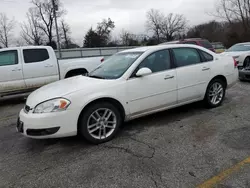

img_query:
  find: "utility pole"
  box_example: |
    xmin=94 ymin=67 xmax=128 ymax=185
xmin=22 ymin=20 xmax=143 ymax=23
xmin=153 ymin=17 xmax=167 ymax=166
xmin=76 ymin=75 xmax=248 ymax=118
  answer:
xmin=52 ymin=0 xmax=62 ymax=59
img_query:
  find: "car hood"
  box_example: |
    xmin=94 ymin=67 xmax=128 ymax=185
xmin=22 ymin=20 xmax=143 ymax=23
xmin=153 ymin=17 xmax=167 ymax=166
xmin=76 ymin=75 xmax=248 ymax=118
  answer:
xmin=220 ymin=51 xmax=248 ymax=57
xmin=26 ymin=76 xmax=110 ymax=107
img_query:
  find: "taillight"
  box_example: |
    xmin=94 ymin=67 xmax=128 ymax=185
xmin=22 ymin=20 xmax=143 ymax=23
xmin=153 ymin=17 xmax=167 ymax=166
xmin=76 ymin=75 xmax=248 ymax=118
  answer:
xmin=233 ymin=57 xmax=238 ymax=68
xmin=101 ymin=58 xmax=104 ymax=63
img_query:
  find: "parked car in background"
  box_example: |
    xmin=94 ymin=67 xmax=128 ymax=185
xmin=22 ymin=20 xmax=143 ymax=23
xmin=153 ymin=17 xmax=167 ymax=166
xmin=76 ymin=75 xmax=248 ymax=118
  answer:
xmin=0 ymin=46 xmax=104 ymax=97
xmin=211 ymin=42 xmax=226 ymax=53
xmin=160 ymin=38 xmax=215 ymax=52
xmin=221 ymin=42 xmax=250 ymax=81
xmin=17 ymin=44 xmax=238 ymax=144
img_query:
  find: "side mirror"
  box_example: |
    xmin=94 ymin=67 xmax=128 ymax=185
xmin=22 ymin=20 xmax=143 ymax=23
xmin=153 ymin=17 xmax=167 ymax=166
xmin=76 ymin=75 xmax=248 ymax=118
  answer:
xmin=136 ymin=67 xmax=152 ymax=77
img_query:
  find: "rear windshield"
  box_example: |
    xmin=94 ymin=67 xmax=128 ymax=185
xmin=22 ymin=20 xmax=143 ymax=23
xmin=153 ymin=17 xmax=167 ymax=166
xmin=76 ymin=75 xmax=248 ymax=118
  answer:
xmin=227 ymin=44 xmax=250 ymax=52
xmin=199 ymin=40 xmax=213 ymax=49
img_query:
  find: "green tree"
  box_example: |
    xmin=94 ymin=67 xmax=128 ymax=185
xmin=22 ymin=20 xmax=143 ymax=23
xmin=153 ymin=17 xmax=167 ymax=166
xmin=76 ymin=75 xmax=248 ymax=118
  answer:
xmin=83 ymin=18 xmax=115 ymax=47
xmin=83 ymin=28 xmax=101 ymax=47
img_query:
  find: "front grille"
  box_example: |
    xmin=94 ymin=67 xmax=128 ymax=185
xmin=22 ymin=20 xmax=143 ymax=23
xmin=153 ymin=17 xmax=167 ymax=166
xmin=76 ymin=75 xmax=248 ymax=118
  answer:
xmin=26 ymin=127 xmax=60 ymax=136
xmin=24 ymin=105 xmax=31 ymax=113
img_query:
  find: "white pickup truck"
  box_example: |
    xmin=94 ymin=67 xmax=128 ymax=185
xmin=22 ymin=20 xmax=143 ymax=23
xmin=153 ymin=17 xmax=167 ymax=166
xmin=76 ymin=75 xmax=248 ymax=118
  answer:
xmin=0 ymin=46 xmax=104 ymax=97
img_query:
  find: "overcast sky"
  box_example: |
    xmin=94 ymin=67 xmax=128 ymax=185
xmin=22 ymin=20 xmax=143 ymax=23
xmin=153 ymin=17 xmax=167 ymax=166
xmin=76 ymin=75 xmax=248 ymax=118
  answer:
xmin=0 ymin=0 xmax=217 ymax=45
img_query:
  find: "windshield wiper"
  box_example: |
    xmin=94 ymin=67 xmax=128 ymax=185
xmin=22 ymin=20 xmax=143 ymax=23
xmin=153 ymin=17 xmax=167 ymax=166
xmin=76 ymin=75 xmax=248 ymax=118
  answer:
xmin=88 ymin=75 xmax=106 ymax=79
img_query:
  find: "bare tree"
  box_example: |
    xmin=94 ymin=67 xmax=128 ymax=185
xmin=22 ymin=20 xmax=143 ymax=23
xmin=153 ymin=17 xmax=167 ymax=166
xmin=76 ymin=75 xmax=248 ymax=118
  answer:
xmin=214 ymin=0 xmax=250 ymax=31
xmin=210 ymin=0 xmax=250 ymax=42
xmin=31 ymin=0 xmax=64 ymax=46
xmin=60 ymin=19 xmax=71 ymax=49
xmin=119 ymin=29 xmax=139 ymax=46
xmin=120 ymin=29 xmax=131 ymax=46
xmin=146 ymin=9 xmax=187 ymax=42
xmin=21 ymin=8 xmax=44 ymax=45
xmin=0 ymin=13 xmax=15 ymax=47
xmin=160 ymin=13 xmax=187 ymax=41
xmin=146 ymin=9 xmax=164 ymax=43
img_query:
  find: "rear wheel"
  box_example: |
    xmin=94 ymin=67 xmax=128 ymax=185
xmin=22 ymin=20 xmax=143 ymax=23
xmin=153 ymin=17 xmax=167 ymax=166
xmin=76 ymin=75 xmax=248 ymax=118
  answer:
xmin=204 ymin=79 xmax=226 ymax=108
xmin=78 ymin=102 xmax=122 ymax=144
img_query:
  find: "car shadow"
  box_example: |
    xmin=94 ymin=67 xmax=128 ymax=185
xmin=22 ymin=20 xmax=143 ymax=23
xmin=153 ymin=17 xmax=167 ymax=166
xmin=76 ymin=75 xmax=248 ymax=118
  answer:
xmin=0 ymin=94 xmax=28 ymax=106
xmin=19 ymin=101 xmax=214 ymax=152
xmin=120 ymin=101 xmax=206 ymax=135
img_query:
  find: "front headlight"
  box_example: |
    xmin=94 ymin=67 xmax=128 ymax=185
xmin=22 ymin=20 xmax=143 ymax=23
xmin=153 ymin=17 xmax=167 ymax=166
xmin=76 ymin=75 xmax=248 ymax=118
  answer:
xmin=33 ymin=98 xmax=71 ymax=114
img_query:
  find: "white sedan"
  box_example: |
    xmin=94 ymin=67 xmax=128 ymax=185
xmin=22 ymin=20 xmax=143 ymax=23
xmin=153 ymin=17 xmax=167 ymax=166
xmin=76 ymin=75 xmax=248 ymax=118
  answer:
xmin=221 ymin=42 xmax=250 ymax=81
xmin=17 ymin=44 xmax=238 ymax=144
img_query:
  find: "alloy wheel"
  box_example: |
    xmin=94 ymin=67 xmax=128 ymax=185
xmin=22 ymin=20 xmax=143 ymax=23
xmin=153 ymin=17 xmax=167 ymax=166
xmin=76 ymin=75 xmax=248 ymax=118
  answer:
xmin=208 ymin=82 xmax=224 ymax=105
xmin=87 ymin=108 xmax=117 ymax=140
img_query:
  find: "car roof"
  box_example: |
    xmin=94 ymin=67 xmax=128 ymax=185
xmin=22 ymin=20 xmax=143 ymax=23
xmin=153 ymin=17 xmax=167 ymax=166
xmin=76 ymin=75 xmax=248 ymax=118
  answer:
xmin=159 ymin=41 xmax=180 ymax=45
xmin=181 ymin=38 xmax=205 ymax=41
xmin=120 ymin=44 xmax=210 ymax=53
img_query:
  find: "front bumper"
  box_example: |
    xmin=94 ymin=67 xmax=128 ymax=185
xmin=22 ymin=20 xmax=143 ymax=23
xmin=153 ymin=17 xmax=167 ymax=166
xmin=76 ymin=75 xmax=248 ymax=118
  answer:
xmin=18 ymin=109 xmax=79 ymax=139
xmin=239 ymin=69 xmax=250 ymax=81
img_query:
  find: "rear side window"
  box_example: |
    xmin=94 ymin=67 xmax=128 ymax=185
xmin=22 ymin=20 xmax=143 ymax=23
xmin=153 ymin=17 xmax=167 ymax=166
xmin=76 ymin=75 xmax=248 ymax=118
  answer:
xmin=172 ymin=48 xmax=201 ymax=67
xmin=23 ymin=49 xmax=49 ymax=63
xmin=200 ymin=50 xmax=213 ymax=62
xmin=0 ymin=50 xmax=18 ymax=66
xmin=199 ymin=40 xmax=213 ymax=49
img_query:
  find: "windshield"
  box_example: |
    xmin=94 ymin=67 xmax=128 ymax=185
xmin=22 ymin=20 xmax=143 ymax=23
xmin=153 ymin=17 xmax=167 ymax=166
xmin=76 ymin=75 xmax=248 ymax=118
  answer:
xmin=89 ymin=52 xmax=143 ymax=79
xmin=227 ymin=44 xmax=250 ymax=52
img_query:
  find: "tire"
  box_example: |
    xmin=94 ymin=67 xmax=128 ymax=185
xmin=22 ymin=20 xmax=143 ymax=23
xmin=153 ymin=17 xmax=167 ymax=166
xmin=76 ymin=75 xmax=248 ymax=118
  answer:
xmin=78 ymin=102 xmax=122 ymax=144
xmin=243 ymin=57 xmax=250 ymax=68
xmin=204 ymin=79 xmax=226 ymax=108
xmin=66 ymin=70 xmax=88 ymax=78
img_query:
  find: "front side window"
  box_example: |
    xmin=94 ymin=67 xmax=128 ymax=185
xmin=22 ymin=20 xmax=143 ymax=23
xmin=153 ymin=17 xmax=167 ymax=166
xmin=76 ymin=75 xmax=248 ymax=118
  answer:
xmin=172 ymin=48 xmax=201 ymax=67
xmin=23 ymin=49 xmax=49 ymax=63
xmin=89 ymin=52 xmax=143 ymax=79
xmin=0 ymin=50 xmax=18 ymax=66
xmin=136 ymin=50 xmax=171 ymax=73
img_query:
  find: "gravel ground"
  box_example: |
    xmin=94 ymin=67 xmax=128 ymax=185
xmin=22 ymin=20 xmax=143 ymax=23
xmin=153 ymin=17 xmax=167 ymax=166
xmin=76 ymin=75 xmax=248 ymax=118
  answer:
xmin=1 ymin=82 xmax=250 ymax=188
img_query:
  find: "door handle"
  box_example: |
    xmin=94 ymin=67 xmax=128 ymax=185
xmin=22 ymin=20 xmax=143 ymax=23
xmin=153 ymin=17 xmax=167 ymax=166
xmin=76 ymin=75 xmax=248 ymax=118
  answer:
xmin=12 ymin=68 xmax=21 ymax=71
xmin=45 ymin=64 xmax=53 ymax=67
xmin=164 ymin=75 xmax=174 ymax=80
xmin=202 ymin=67 xmax=210 ymax=71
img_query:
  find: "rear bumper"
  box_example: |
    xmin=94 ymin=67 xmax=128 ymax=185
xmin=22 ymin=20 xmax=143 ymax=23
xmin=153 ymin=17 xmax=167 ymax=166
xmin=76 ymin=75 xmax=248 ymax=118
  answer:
xmin=239 ymin=69 xmax=250 ymax=81
xmin=226 ymin=69 xmax=239 ymax=88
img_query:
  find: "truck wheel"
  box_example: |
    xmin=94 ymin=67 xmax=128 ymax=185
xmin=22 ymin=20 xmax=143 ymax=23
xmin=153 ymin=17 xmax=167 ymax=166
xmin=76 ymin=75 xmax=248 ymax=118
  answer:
xmin=204 ymin=79 xmax=226 ymax=108
xmin=78 ymin=102 xmax=122 ymax=144
xmin=65 ymin=69 xmax=88 ymax=78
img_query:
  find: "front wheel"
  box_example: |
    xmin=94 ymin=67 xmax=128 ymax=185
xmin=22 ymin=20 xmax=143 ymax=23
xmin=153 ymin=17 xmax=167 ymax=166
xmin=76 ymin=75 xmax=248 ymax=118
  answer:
xmin=204 ymin=79 xmax=226 ymax=108
xmin=78 ymin=102 xmax=122 ymax=144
